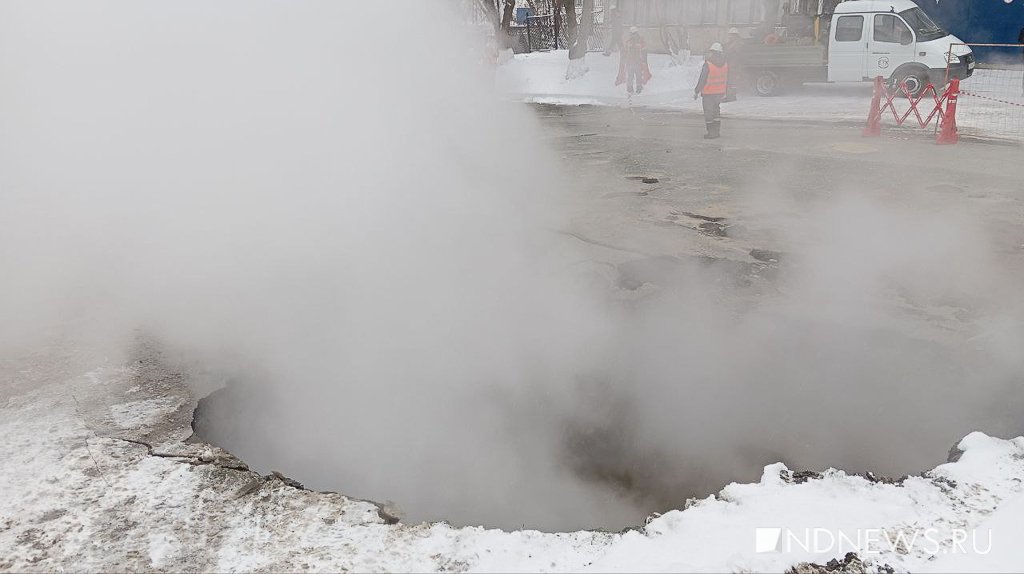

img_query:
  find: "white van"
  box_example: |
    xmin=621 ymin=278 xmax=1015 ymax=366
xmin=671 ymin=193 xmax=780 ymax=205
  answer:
xmin=741 ymin=0 xmax=974 ymax=97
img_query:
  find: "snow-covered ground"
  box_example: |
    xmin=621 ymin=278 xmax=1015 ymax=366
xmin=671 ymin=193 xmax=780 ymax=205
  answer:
xmin=3 ymin=347 xmax=1024 ymax=572
xmin=495 ymin=51 xmax=1024 ymax=141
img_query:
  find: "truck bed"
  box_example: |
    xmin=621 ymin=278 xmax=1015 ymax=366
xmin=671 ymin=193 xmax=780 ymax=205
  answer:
xmin=736 ymin=43 xmax=829 ymax=94
xmin=739 ymin=44 xmax=827 ymax=68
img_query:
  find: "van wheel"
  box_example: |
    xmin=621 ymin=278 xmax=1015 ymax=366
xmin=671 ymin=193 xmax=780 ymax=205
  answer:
xmin=891 ymin=68 xmax=929 ymax=98
xmin=754 ymin=70 xmax=781 ymax=97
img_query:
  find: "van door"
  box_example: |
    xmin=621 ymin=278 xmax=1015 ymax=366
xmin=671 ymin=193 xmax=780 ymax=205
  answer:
xmin=867 ymin=14 xmax=916 ymax=82
xmin=829 ymin=14 xmax=867 ymax=82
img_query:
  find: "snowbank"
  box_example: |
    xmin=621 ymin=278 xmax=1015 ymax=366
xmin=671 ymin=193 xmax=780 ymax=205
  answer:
xmin=2 ymin=351 xmax=1024 ymax=572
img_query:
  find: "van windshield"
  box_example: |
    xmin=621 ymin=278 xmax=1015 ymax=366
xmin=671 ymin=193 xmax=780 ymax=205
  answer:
xmin=899 ymin=7 xmax=947 ymax=42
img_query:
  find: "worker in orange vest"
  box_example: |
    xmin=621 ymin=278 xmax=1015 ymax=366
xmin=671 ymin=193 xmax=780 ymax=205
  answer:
xmin=693 ymin=43 xmax=728 ymax=139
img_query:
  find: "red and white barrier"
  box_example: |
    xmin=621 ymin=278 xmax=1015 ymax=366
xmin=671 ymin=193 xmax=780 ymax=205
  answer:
xmin=862 ymin=76 xmax=960 ymax=145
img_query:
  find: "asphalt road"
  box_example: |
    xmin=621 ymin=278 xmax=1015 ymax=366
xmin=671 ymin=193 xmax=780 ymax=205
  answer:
xmin=534 ymin=104 xmax=1024 ymax=273
xmin=525 ymin=105 xmax=1024 ymax=508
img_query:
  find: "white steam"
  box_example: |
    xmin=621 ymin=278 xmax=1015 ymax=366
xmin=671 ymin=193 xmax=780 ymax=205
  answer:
xmin=4 ymin=0 xmax=1024 ymax=533
xmin=1 ymin=0 xmax=637 ymax=530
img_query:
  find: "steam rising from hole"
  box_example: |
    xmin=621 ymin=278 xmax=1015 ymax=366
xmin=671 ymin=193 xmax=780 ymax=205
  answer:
xmin=4 ymin=0 xmax=1024 ymax=533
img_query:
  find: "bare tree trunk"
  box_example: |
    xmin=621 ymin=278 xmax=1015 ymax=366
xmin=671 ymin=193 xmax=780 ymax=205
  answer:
xmin=476 ymin=0 xmax=505 ymax=47
xmin=492 ymin=0 xmax=515 ymax=50
xmin=562 ymin=0 xmax=579 ymax=57
xmin=564 ymin=0 xmax=592 ymax=78
xmin=500 ymin=0 xmax=515 ymax=34
xmin=569 ymin=0 xmax=594 ymax=60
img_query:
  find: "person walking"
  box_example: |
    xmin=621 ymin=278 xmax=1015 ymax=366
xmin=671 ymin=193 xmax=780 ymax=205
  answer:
xmin=616 ymin=27 xmax=652 ymax=96
xmin=693 ymin=43 xmax=728 ymax=139
xmin=723 ymin=28 xmax=743 ymax=102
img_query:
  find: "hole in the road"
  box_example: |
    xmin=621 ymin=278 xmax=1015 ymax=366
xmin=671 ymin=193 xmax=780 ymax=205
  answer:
xmin=191 ymin=255 xmax=1024 ymax=533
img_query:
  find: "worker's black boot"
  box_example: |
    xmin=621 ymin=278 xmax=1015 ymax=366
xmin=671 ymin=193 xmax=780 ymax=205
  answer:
xmin=704 ymin=122 xmax=720 ymax=139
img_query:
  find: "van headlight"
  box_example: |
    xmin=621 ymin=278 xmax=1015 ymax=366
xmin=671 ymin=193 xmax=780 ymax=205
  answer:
xmin=946 ymin=54 xmax=961 ymax=64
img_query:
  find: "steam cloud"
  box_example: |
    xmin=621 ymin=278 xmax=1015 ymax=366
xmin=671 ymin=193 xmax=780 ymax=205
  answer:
xmin=3 ymin=1 xmax=1023 ymax=532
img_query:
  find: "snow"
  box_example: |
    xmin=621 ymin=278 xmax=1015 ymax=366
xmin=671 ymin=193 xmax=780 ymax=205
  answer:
xmin=147 ymin=530 xmax=179 ymax=569
xmin=585 ymin=449 xmax=1019 ymax=572
xmin=3 ymin=351 xmax=1024 ymax=571
xmin=920 ymin=493 xmax=1024 ymax=573
xmin=109 ymin=396 xmax=184 ymax=429
xmin=496 ymin=50 xmax=1024 ymax=141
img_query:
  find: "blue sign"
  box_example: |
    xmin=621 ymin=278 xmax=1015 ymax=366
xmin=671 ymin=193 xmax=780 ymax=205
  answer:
xmin=516 ymin=7 xmax=535 ymax=25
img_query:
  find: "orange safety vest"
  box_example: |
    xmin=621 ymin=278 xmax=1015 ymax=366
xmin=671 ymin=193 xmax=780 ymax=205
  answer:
xmin=702 ymin=62 xmax=728 ymax=95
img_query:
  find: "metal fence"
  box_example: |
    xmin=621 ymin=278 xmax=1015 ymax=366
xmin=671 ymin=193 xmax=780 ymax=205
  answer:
xmin=946 ymin=43 xmax=1024 ymax=142
xmin=516 ymin=15 xmax=608 ymax=53
xmin=523 ymin=15 xmax=567 ymax=52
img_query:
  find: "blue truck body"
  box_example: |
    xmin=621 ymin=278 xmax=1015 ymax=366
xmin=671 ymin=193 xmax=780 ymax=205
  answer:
xmin=914 ymin=0 xmax=1024 ymax=61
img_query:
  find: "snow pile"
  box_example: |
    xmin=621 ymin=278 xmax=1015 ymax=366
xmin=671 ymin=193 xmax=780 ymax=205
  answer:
xmin=591 ymin=433 xmax=1024 ymax=572
xmin=919 ymin=493 xmax=1024 ymax=573
xmin=2 ymin=354 xmax=1024 ymax=572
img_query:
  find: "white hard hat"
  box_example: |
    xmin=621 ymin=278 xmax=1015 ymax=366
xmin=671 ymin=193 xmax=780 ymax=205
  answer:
xmin=629 ymin=26 xmax=639 ymax=34
xmin=709 ymin=42 xmax=724 ymax=52
xmin=728 ymin=27 xmax=740 ymax=35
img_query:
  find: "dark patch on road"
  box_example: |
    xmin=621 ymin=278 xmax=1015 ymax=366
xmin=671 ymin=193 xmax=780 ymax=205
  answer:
xmin=750 ymin=249 xmax=783 ymax=263
xmin=624 ymin=175 xmax=663 ymax=184
xmin=698 ymin=221 xmax=727 ymax=237
xmin=676 ymin=211 xmax=726 ymax=223
xmin=603 ymin=191 xmax=649 ymax=198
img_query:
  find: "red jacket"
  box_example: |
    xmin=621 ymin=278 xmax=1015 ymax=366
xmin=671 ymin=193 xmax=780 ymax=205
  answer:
xmin=615 ymin=37 xmax=652 ymax=86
